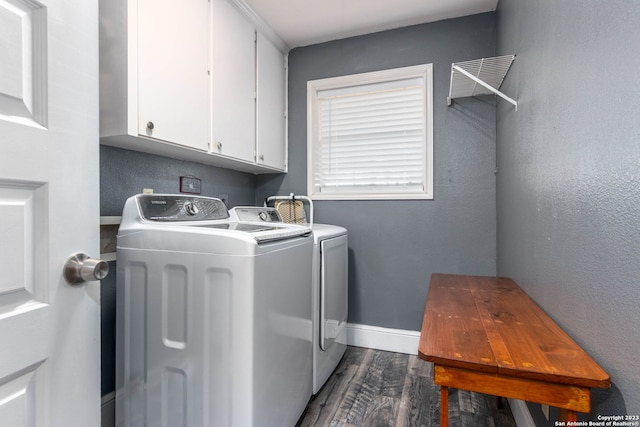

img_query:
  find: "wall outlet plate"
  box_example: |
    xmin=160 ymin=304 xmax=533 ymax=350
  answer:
xmin=180 ymin=176 xmax=201 ymax=194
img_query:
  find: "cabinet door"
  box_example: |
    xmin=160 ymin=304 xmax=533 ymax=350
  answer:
xmin=137 ymin=0 xmax=210 ymax=151
xmin=211 ymin=0 xmax=256 ymax=162
xmin=256 ymin=33 xmax=287 ymax=171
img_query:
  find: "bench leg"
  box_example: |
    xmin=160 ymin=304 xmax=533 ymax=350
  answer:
xmin=559 ymin=408 xmax=578 ymax=422
xmin=440 ymin=386 xmax=449 ymax=427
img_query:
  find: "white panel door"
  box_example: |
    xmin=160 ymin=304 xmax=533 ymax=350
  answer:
xmin=0 ymin=0 xmax=101 ymax=425
xmin=137 ymin=0 xmax=210 ymax=151
xmin=211 ymin=0 xmax=256 ymax=162
xmin=256 ymin=33 xmax=286 ymax=171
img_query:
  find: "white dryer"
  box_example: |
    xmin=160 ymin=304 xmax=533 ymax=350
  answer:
xmin=116 ymin=194 xmax=313 ymax=427
xmin=262 ymin=195 xmax=348 ymax=394
xmin=311 ymin=223 xmax=348 ymax=394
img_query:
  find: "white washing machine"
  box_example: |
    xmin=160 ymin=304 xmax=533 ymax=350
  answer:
xmin=115 ymin=194 xmax=313 ymax=427
xmin=261 ymin=196 xmax=348 ymax=394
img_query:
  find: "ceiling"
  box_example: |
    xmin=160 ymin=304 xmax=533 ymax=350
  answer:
xmin=243 ymin=0 xmax=499 ymax=49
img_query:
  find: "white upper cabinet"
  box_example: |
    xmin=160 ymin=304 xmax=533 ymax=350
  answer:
xmin=137 ymin=0 xmax=210 ymax=150
xmin=257 ymin=32 xmax=287 ymax=170
xmin=99 ymin=0 xmax=288 ymax=173
xmin=211 ymin=0 xmax=256 ymax=162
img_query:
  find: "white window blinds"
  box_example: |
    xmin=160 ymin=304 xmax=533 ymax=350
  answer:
xmin=307 ymin=64 xmax=433 ymax=200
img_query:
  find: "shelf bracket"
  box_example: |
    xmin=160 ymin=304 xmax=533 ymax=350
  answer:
xmin=447 ymin=55 xmax=517 ymax=111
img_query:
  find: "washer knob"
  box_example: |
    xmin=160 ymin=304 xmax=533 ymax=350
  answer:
xmin=258 ymin=211 xmax=268 ymax=221
xmin=184 ymin=202 xmax=199 ymax=216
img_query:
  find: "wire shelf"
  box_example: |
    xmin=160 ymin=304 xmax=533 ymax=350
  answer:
xmin=447 ymin=55 xmax=517 ymax=110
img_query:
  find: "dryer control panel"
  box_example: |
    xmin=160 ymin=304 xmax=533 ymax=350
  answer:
xmin=136 ymin=194 xmax=229 ymax=221
xmin=231 ymin=207 xmax=283 ymax=222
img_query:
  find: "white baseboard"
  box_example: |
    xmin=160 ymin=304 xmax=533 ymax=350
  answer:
xmin=508 ymin=399 xmax=536 ymax=427
xmin=346 ymin=323 xmax=534 ymax=427
xmin=346 ymin=323 xmax=420 ymax=355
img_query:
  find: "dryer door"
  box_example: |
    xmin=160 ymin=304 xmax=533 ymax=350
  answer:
xmin=320 ymin=235 xmax=348 ymax=350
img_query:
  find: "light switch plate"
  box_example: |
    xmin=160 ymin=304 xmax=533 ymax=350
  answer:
xmin=180 ymin=176 xmax=201 ymax=194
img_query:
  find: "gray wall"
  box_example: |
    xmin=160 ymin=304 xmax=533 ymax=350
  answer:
xmin=257 ymin=13 xmax=498 ymax=331
xmin=496 ymin=0 xmax=640 ymax=420
xmin=100 ymin=145 xmax=257 ymax=215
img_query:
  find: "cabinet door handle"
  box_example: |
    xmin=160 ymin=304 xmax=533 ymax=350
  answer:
xmin=146 ymin=121 xmax=154 ymax=130
xmin=217 ymin=141 xmax=222 ymax=150
xmin=259 ymin=154 xmax=264 ymax=161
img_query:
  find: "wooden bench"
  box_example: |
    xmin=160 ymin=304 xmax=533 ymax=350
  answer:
xmin=418 ymin=274 xmax=610 ymax=426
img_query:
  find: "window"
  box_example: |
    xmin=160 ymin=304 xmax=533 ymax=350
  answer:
xmin=307 ymin=64 xmax=433 ymax=200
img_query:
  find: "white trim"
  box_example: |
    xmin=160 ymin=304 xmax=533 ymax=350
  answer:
xmin=346 ymin=323 xmax=420 ymax=355
xmin=101 ymin=252 xmax=117 ymax=262
xmin=508 ymin=399 xmax=536 ymax=427
xmin=307 ymin=64 xmax=434 ymax=201
xmin=227 ymin=0 xmax=289 ymax=53
xmin=100 ymin=216 xmax=122 ymax=225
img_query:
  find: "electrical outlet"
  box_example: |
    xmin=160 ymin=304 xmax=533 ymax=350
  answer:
xmin=542 ymin=404 xmax=549 ymax=420
xmin=180 ymin=176 xmax=201 ymax=194
xmin=219 ymin=194 xmax=228 ymax=206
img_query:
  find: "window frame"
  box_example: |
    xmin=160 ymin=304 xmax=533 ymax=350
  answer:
xmin=306 ymin=63 xmax=434 ymax=201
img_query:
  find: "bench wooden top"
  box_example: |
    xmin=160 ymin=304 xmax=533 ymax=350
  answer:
xmin=418 ymin=274 xmax=610 ymax=389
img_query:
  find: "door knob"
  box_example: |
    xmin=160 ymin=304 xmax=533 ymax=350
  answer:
xmin=64 ymin=253 xmax=109 ymax=285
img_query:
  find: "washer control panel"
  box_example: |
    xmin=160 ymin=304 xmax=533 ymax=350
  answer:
xmin=231 ymin=207 xmax=283 ymax=222
xmin=137 ymin=194 xmax=229 ymax=221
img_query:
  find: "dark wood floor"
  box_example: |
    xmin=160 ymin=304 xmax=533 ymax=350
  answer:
xmin=299 ymin=346 xmax=518 ymax=427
